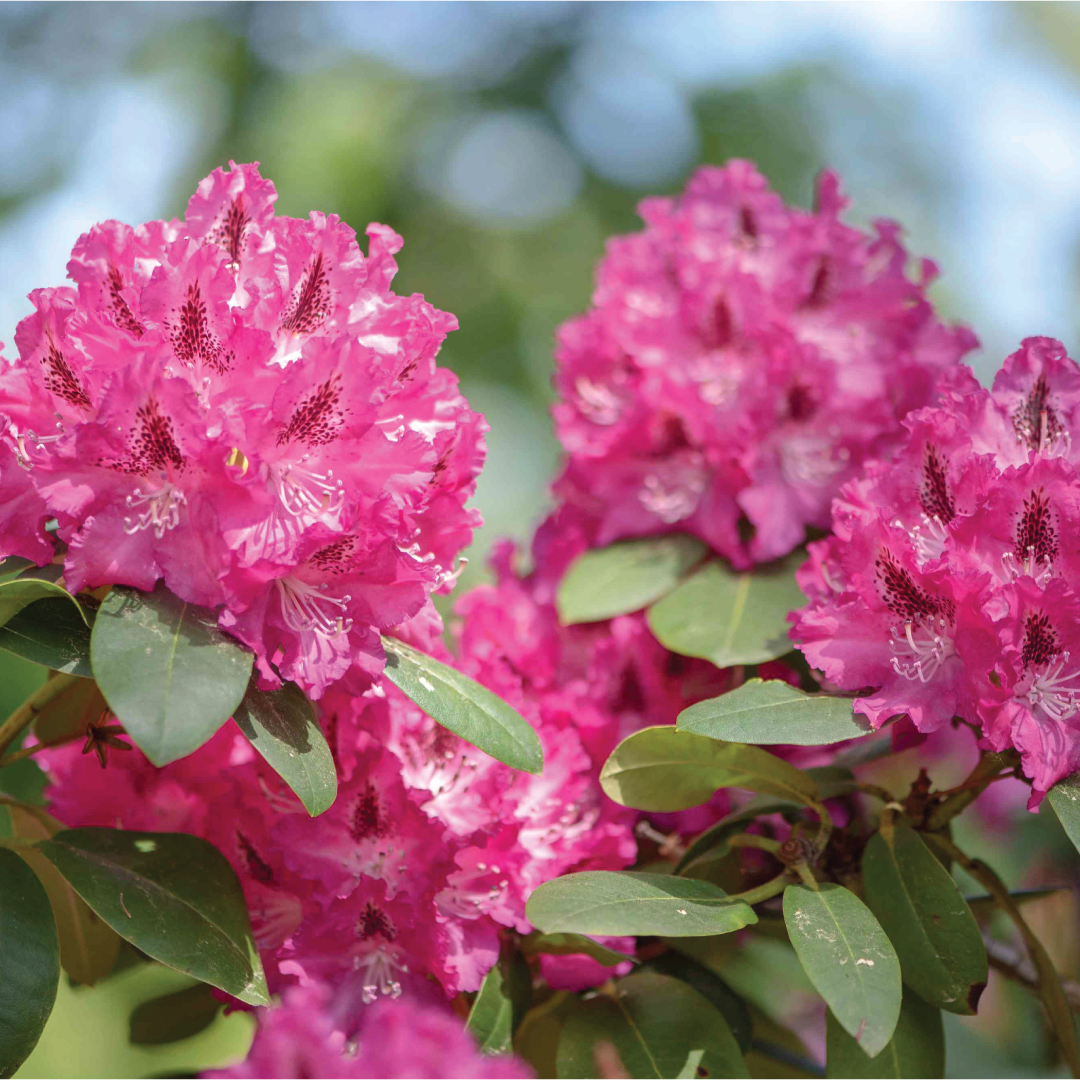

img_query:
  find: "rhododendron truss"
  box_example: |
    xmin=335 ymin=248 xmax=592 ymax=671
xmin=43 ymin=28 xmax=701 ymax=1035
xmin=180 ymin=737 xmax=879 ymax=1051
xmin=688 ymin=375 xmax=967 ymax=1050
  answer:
xmin=6 ymin=160 xmax=1080 ymax=1080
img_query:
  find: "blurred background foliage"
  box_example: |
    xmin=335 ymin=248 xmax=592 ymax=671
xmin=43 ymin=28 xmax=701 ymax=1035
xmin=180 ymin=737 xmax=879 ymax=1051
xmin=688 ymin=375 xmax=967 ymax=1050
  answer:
xmin=5 ymin=2 xmax=1080 ymax=1076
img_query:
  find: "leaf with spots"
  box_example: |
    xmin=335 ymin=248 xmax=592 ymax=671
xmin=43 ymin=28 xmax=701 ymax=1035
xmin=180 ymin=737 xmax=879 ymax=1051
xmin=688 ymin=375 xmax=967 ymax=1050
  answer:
xmin=826 ymin=989 xmax=944 ymax=1079
xmin=555 ymin=970 xmax=748 ymax=1079
xmin=381 ymin=636 xmax=542 ymax=775
xmin=783 ymin=884 xmax=902 ymax=1059
xmin=33 ymin=828 xmax=269 ymax=1006
xmin=233 ymin=680 xmax=337 ymax=817
xmin=90 ymin=584 xmax=253 ymax=766
xmin=526 ymin=871 xmax=757 ymax=938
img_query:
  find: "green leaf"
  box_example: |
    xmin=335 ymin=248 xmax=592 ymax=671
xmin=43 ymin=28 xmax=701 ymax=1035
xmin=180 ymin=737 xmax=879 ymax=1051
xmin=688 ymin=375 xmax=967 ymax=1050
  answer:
xmin=784 ymin=883 xmax=902 ymax=1059
xmin=1048 ymin=772 xmax=1080 ymax=856
xmin=556 ymin=535 xmax=707 ymax=625
xmin=862 ymin=818 xmax=987 ymax=1014
xmin=381 ymin=636 xmax=542 ymax=774
xmin=644 ymin=951 xmax=753 ymax=1054
xmin=0 ymin=576 xmax=89 ymax=631
xmin=233 ymin=681 xmax=337 ymax=817
xmin=32 ymin=679 xmax=108 ymax=744
xmin=826 ymin=989 xmax=944 ymax=1079
xmin=556 ymin=970 xmax=748 ymax=1079
xmin=600 ymin=726 xmax=820 ymax=812
xmin=0 ymin=803 xmax=121 ymax=987
xmin=34 ymin=827 xmax=269 ymax=1006
xmin=675 ymin=767 xmax=855 ymax=876
xmin=646 ymin=551 xmax=805 ymax=667
xmin=0 ymin=846 xmax=60 ymax=1079
xmin=677 ymin=679 xmax=871 ymax=746
xmin=526 ymin=870 xmax=758 ymax=938
xmin=128 ymin=983 xmax=222 ymax=1046
xmin=467 ymin=957 xmax=530 ymax=1056
xmin=520 ymin=931 xmax=636 ymax=968
xmin=0 ymin=598 xmax=93 ymax=676
xmin=0 ymin=557 xmax=36 ymax=584
xmin=90 ymin=584 xmax=253 ymax=766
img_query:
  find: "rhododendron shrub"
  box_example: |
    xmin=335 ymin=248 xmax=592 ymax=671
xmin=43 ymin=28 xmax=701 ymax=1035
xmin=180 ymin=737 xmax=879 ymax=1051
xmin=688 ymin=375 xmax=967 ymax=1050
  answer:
xmin=5 ymin=160 xmax=1080 ymax=1080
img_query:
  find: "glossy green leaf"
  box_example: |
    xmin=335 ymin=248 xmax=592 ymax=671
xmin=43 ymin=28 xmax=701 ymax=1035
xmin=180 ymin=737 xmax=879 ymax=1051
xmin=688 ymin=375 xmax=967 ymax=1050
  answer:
xmin=678 ymin=679 xmax=871 ymax=746
xmin=862 ymin=819 xmax=987 ymax=1014
xmin=556 ymin=970 xmax=748 ymax=1079
xmin=675 ymin=767 xmax=855 ymax=876
xmin=381 ymin=636 xmax=542 ymax=774
xmin=0 ymin=846 xmax=60 ymax=1079
xmin=646 ymin=551 xmax=805 ymax=667
xmin=1048 ymin=772 xmax=1080 ymax=856
xmin=234 ymin=681 xmax=336 ymax=816
xmin=520 ymin=931 xmax=636 ymax=967
xmin=826 ymin=990 xmax=944 ymax=1079
xmin=526 ymin=870 xmax=758 ymax=938
xmin=556 ymin=534 xmax=707 ymax=626
xmin=90 ymin=584 xmax=253 ymax=766
xmin=128 ymin=983 xmax=222 ymax=1046
xmin=34 ymin=827 xmax=269 ymax=1006
xmin=600 ymin=725 xmax=820 ymax=812
xmin=0 ymin=557 xmax=36 ymax=584
xmin=467 ymin=957 xmax=530 ymax=1056
xmin=784 ymin=884 xmax=902 ymax=1059
xmin=645 ymin=951 xmax=753 ymax=1054
xmin=0 ymin=576 xmax=88 ymax=631
xmin=0 ymin=803 xmax=121 ymax=986
xmin=0 ymin=598 xmax=93 ymax=676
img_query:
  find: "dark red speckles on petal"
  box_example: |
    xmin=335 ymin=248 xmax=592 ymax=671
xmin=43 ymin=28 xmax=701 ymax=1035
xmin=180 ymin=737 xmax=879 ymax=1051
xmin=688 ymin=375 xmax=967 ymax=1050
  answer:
xmin=209 ymin=197 xmax=251 ymax=267
xmin=107 ymin=266 xmax=144 ymax=337
xmin=786 ymin=380 xmax=817 ymax=422
xmin=876 ymin=547 xmax=945 ymax=622
xmin=237 ymin=831 xmax=274 ymax=884
xmin=106 ymin=397 xmax=186 ymax=476
xmin=309 ymin=534 xmax=357 ymax=575
xmin=349 ymin=785 xmax=389 ymax=842
xmin=920 ymin=444 xmax=955 ymax=524
xmin=1015 ymin=488 xmax=1058 ymax=566
xmin=277 ymin=374 xmax=347 ymax=447
xmin=1013 ymin=373 xmax=1063 ymax=451
xmin=280 ymin=252 xmax=332 ymax=337
xmin=41 ymin=336 xmax=92 ymax=411
xmin=170 ymin=282 xmax=226 ymax=373
xmin=1022 ymin=610 xmax=1060 ymax=670
xmin=357 ymin=902 xmax=396 ymax=942
xmin=803 ymin=255 xmax=832 ymax=309
xmin=739 ymin=205 xmax=758 ymax=242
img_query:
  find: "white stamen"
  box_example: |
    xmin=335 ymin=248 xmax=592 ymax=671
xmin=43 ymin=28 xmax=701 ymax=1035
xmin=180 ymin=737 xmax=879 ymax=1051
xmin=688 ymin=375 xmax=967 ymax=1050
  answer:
xmin=123 ymin=480 xmax=186 ymax=539
xmin=889 ymin=616 xmax=953 ymax=683
xmin=1022 ymin=651 xmax=1080 ymax=722
xmin=897 ymin=513 xmax=949 ymax=565
xmin=355 ymin=948 xmax=407 ymax=1004
xmin=10 ymin=414 xmax=65 ymax=470
xmin=270 ymin=458 xmax=345 ymax=519
xmin=574 ymin=377 xmax=623 ymax=425
xmin=275 ymin=577 xmax=353 ymax=636
xmin=1002 ymin=546 xmax=1054 ymax=588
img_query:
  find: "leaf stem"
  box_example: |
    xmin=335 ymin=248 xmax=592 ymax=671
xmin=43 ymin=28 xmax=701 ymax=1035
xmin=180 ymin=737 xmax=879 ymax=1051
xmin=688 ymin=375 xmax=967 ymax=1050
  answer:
xmin=726 ymin=871 xmax=791 ymax=906
xmin=931 ymin=832 xmax=1080 ymax=1076
xmin=1 ymin=726 xmax=89 ymax=766
xmin=808 ymin=800 xmax=834 ymax=858
xmin=855 ymin=782 xmax=896 ymax=803
xmin=728 ymin=833 xmax=783 ymax=855
xmin=924 ymin=750 xmax=1020 ymax=830
xmin=0 ymin=674 xmax=83 ymax=761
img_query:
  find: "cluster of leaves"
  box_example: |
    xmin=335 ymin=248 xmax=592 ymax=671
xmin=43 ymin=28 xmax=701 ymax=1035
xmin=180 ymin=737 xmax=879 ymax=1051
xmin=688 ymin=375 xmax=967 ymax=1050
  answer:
xmin=481 ymin=535 xmax=1080 ymax=1080
xmin=0 ymin=557 xmax=540 ymax=1078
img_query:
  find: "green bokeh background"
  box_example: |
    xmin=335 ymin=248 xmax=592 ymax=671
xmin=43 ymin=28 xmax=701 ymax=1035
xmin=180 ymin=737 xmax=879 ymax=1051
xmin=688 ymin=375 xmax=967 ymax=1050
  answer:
xmin=3 ymin=3 xmax=1080 ymax=1075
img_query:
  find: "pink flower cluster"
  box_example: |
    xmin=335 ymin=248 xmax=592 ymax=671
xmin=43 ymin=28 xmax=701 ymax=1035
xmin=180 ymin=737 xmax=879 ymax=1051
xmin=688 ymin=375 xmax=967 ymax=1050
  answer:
xmin=792 ymin=338 xmax=1080 ymax=804
xmin=38 ymin=509 xmax=726 ymax=1063
xmin=0 ymin=162 xmax=484 ymax=699
xmin=551 ymin=161 xmax=976 ymax=566
xmin=208 ymin=984 xmax=530 ymax=1079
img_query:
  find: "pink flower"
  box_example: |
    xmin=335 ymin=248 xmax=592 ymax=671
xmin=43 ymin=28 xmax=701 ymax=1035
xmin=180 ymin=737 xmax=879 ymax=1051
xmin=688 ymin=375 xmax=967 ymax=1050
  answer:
xmin=0 ymin=161 xmax=483 ymax=699
xmin=551 ymin=161 xmax=976 ymax=567
xmin=791 ymin=337 xmax=1080 ymax=804
xmin=206 ymin=983 xmax=533 ymax=1079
